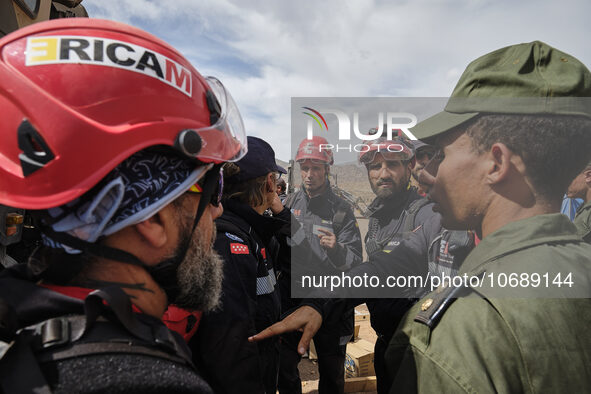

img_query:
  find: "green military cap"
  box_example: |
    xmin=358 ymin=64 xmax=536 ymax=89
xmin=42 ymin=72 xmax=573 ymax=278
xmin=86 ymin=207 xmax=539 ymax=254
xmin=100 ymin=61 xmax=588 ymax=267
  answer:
xmin=412 ymin=41 xmax=591 ymax=140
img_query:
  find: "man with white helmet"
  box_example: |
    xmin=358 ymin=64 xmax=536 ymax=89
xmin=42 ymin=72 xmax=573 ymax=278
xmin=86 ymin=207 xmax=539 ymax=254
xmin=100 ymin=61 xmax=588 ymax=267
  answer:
xmin=0 ymin=18 xmax=246 ymax=393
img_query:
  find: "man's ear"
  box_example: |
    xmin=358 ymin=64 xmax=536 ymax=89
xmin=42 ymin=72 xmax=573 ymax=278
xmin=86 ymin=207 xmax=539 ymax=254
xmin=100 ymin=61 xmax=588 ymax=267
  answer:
xmin=485 ymin=142 xmax=514 ymax=185
xmin=584 ymin=168 xmax=591 ymax=186
xmin=134 ymin=210 xmax=169 ymax=248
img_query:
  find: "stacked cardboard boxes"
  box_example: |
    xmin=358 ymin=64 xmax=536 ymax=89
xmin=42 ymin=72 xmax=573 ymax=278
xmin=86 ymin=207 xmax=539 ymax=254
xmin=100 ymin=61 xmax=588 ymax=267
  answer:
xmin=344 ymin=338 xmax=375 ymax=378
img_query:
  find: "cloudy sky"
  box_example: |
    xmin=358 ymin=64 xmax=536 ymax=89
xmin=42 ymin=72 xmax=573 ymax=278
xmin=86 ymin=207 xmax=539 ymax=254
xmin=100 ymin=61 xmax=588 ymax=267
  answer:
xmin=86 ymin=0 xmax=591 ymax=161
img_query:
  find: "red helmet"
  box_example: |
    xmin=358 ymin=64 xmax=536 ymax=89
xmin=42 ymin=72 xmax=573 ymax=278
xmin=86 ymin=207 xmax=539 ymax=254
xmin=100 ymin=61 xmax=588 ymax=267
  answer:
xmin=358 ymin=136 xmax=415 ymax=165
xmin=295 ymin=136 xmax=333 ymax=165
xmin=0 ymin=19 xmax=247 ymax=209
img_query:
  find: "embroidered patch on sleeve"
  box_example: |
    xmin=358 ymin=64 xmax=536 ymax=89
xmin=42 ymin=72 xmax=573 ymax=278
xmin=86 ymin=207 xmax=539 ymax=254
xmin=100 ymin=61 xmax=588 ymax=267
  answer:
xmin=230 ymin=243 xmax=249 ymax=254
xmin=225 ymin=232 xmax=244 ymax=242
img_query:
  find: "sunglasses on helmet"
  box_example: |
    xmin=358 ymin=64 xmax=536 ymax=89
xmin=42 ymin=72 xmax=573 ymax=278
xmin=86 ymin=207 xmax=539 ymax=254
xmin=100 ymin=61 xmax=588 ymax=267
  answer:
xmin=359 ymin=143 xmax=411 ymax=164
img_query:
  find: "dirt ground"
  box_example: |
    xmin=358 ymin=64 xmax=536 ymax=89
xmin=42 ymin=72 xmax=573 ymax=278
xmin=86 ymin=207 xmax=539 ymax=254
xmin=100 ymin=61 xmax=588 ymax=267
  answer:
xmin=298 ymin=304 xmax=377 ymax=394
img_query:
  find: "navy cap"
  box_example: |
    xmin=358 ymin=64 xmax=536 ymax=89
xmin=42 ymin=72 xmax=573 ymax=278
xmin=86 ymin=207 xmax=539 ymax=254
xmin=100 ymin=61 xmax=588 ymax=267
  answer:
xmin=229 ymin=136 xmax=286 ymax=182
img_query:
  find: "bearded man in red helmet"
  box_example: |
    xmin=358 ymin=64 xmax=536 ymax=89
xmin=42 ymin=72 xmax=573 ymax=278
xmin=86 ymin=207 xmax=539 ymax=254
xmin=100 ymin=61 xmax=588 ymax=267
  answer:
xmin=357 ymin=133 xmax=472 ymax=394
xmin=0 ymin=19 xmax=247 ymax=393
xmin=278 ymin=136 xmax=362 ymax=394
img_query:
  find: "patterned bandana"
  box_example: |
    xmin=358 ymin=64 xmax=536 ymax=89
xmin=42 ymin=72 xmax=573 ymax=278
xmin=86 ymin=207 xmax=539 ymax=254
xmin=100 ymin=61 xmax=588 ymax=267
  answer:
xmin=42 ymin=149 xmax=210 ymax=253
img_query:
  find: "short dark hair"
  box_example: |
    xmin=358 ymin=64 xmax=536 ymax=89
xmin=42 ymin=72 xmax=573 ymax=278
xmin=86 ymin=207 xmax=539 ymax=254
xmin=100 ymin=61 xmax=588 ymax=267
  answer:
xmin=277 ymin=178 xmax=286 ymax=193
xmin=465 ymin=114 xmax=591 ymax=201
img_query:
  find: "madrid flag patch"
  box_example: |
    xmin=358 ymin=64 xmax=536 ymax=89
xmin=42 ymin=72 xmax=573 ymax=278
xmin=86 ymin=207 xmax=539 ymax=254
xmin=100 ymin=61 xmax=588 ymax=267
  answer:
xmin=230 ymin=243 xmax=249 ymax=254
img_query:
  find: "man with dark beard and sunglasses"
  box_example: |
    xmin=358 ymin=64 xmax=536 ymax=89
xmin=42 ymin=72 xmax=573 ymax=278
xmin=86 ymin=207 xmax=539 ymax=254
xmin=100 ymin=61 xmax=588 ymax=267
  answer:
xmin=0 ymin=19 xmax=247 ymax=394
xmin=190 ymin=136 xmax=289 ymax=394
xmin=360 ymin=134 xmax=441 ymax=394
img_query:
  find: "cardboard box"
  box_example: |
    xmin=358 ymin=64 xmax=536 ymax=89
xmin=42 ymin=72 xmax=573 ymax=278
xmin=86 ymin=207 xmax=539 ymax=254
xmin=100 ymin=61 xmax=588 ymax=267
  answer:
xmin=309 ymin=339 xmax=317 ymax=360
xmin=354 ymin=310 xmax=370 ymax=322
xmin=353 ymin=324 xmax=360 ymax=340
xmin=344 ymin=339 xmax=375 ymax=378
xmin=344 ymin=376 xmax=377 ymax=393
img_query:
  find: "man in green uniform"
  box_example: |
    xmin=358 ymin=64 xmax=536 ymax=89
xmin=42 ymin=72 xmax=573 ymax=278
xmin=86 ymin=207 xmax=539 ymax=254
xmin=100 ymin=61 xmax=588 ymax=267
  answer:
xmin=385 ymin=41 xmax=591 ymax=393
xmin=567 ymin=161 xmax=591 ymax=242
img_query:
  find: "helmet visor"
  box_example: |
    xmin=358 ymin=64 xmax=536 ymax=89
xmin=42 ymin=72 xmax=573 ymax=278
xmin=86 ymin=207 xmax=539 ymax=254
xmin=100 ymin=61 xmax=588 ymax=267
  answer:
xmin=191 ymin=76 xmax=248 ymax=163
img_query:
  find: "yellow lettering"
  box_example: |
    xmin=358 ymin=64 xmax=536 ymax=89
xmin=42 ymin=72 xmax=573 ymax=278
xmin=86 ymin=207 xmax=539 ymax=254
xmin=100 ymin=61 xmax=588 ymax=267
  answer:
xmin=27 ymin=37 xmax=58 ymax=64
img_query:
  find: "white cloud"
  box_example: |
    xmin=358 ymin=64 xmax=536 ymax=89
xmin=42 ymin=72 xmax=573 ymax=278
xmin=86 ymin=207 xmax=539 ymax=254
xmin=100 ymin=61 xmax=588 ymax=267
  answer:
xmin=85 ymin=0 xmax=591 ymax=160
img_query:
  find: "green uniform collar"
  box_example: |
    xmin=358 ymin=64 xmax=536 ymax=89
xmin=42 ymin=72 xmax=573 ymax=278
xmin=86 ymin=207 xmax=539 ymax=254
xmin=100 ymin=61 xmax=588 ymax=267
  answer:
xmin=459 ymin=214 xmax=581 ymax=275
xmin=575 ymin=199 xmax=591 ymax=216
xmin=574 ymin=200 xmax=591 ymax=241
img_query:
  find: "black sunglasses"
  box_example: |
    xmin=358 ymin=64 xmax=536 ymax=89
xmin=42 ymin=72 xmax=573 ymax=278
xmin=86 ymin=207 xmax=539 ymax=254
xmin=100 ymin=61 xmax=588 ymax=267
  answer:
xmin=187 ymin=167 xmax=224 ymax=206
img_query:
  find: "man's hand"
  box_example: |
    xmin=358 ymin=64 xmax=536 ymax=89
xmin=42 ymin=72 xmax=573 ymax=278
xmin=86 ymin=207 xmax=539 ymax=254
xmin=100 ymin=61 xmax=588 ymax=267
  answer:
xmin=318 ymin=228 xmax=337 ymax=250
xmin=248 ymin=306 xmax=322 ymax=355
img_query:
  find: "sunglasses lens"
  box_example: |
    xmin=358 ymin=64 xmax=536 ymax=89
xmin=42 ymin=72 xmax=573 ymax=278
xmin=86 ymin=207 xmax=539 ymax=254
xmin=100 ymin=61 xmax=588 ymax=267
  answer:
xmin=189 ymin=183 xmax=202 ymax=193
xmin=187 ymin=168 xmax=223 ymax=206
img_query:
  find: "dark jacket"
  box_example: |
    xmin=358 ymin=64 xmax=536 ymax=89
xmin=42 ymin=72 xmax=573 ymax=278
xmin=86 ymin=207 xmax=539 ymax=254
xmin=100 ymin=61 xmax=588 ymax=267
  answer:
xmin=283 ymin=184 xmax=363 ymax=337
xmin=365 ymin=188 xmax=473 ymax=339
xmin=286 ymin=185 xmax=363 ymax=274
xmin=364 ymin=188 xmax=439 ymax=339
xmin=364 ymin=187 xmax=432 ymax=257
xmin=0 ymin=264 xmax=212 ymax=394
xmin=308 ymin=195 xmax=473 ymax=343
xmin=191 ymin=199 xmax=288 ymax=394
xmin=367 ymin=214 xmax=473 ymax=340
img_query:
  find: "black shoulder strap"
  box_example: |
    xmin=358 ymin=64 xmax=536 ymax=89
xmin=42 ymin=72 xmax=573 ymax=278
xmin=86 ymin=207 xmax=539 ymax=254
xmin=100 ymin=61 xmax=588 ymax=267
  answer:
xmin=0 ymin=296 xmax=53 ymax=394
xmin=0 ymin=287 xmax=194 ymax=394
xmin=414 ymin=285 xmax=468 ymax=329
xmin=401 ymin=198 xmax=430 ymax=233
xmin=414 ymin=271 xmax=485 ymax=330
xmin=0 ymin=331 xmax=53 ymax=394
xmin=332 ymin=201 xmax=349 ymax=235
